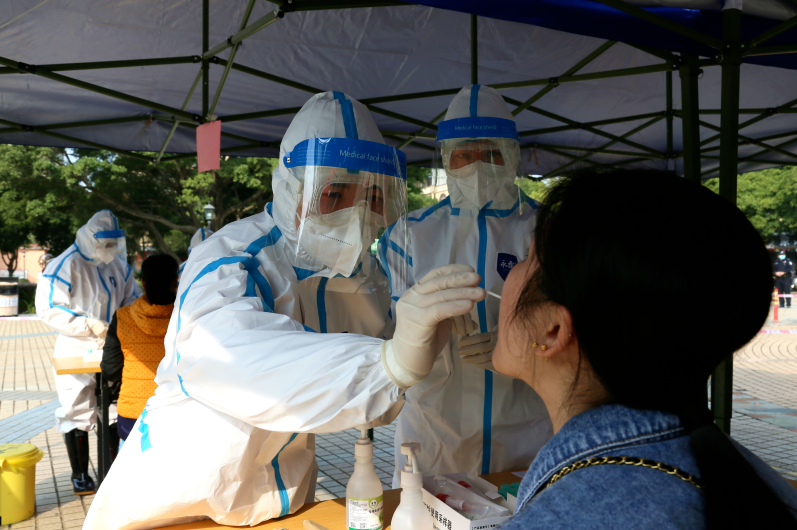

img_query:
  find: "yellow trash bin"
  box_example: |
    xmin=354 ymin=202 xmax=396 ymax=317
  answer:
xmin=0 ymin=443 xmax=45 ymax=525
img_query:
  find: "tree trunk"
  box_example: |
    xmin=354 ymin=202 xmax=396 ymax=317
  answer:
xmin=146 ymin=221 xmax=181 ymax=262
xmin=1 ymin=251 xmax=18 ymax=278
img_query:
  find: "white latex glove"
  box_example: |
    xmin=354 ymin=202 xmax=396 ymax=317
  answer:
xmin=459 ymin=331 xmax=498 ymax=371
xmin=450 ymin=313 xmax=476 ymax=336
xmin=88 ymin=318 xmax=109 ymax=339
xmin=382 ymin=264 xmax=485 ymax=388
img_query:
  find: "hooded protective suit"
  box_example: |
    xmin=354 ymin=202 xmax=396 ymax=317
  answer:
xmin=35 ymin=209 xmax=141 ymax=433
xmin=381 ymin=85 xmax=553 ymax=485
xmin=84 ymin=92 xmax=438 ymax=530
xmin=177 ymin=227 xmax=214 ymax=278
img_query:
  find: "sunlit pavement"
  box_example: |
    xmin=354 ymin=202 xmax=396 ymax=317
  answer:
xmin=2 ymin=312 xmax=796 ymax=529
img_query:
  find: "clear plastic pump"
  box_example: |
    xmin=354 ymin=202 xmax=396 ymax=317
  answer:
xmin=391 ymin=442 xmax=431 ymax=530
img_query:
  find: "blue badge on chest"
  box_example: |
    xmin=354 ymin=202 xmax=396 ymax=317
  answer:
xmin=109 ymin=276 xmax=117 ymax=288
xmin=497 ymin=253 xmax=518 ymax=281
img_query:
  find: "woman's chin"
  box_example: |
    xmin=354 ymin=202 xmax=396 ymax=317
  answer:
xmin=492 ymin=344 xmax=512 ymax=378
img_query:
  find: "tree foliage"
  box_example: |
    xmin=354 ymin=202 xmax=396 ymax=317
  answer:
xmin=406 ymin=166 xmax=437 ymax=212
xmin=0 ymin=146 xmax=78 ymax=274
xmin=0 ymin=145 xmax=277 ymax=266
xmin=704 ymin=166 xmax=797 ymax=244
xmin=61 ymin=150 xmax=277 ymax=260
xmin=515 ymin=176 xmax=563 ymax=203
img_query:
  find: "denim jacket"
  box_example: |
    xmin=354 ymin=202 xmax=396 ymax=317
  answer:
xmin=499 ymin=404 xmax=797 ymax=529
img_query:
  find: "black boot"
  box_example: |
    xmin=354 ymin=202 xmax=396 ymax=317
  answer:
xmin=109 ymin=425 xmax=120 ymax=462
xmin=63 ymin=430 xmax=96 ymax=495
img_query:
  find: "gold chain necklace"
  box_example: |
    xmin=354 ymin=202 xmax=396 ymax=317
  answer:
xmin=540 ymin=455 xmax=704 ymax=492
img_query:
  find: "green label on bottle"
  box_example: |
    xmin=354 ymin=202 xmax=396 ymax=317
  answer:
xmin=347 ymin=495 xmax=383 ymax=530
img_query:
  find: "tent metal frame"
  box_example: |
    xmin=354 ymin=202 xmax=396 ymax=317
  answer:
xmin=1 ymin=0 xmax=796 ymax=432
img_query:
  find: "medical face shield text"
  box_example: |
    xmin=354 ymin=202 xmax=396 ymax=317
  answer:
xmin=284 ymin=138 xmax=409 ymax=284
xmin=435 ymin=117 xmax=522 ymax=212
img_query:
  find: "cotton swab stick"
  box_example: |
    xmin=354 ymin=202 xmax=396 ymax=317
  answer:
xmin=304 ymin=521 xmax=331 ymax=530
xmin=486 ymin=291 xmax=502 ymax=300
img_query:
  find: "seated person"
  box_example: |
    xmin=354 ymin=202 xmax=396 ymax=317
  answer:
xmin=101 ymin=254 xmax=178 ymax=444
xmin=493 ymin=170 xmax=797 ymax=529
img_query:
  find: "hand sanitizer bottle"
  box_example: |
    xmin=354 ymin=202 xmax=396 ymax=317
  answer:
xmin=391 ymin=442 xmax=432 ymax=530
xmin=346 ymin=426 xmax=383 ymax=530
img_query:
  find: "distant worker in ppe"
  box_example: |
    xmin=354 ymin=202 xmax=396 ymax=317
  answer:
xmin=177 ymin=227 xmax=213 ymax=278
xmin=84 ymin=91 xmax=485 ymax=530
xmin=381 ymin=85 xmax=553 ymax=485
xmin=35 ymin=210 xmax=141 ymax=495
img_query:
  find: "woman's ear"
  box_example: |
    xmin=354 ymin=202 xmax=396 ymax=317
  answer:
xmin=536 ymin=305 xmax=575 ymax=362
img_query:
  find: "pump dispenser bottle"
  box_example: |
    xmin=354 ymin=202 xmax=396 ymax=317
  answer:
xmin=391 ymin=442 xmax=433 ymax=530
xmin=346 ymin=426 xmax=384 ymax=530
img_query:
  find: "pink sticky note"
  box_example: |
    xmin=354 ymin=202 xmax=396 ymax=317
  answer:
xmin=196 ymin=120 xmax=221 ymax=173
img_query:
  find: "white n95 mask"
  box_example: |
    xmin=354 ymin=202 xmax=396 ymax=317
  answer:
xmin=447 ymin=161 xmax=519 ymax=210
xmin=95 ymin=247 xmax=116 ymax=265
xmin=298 ymin=204 xmax=372 ymax=277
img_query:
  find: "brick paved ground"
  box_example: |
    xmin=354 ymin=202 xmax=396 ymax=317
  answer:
xmin=1 ymin=310 xmax=796 ymax=529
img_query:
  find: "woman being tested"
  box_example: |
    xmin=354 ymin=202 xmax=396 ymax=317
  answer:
xmin=492 ymin=170 xmax=797 ymax=528
xmin=85 ymin=91 xmax=485 ymax=529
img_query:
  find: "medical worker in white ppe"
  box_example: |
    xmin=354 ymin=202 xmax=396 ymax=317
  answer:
xmin=177 ymin=226 xmax=214 ymax=278
xmin=36 ymin=209 xmax=140 ymax=495
xmin=381 ymin=85 xmax=553 ymax=484
xmin=84 ymin=91 xmax=485 ymax=530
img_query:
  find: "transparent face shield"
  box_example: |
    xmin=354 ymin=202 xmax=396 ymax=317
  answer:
xmin=434 ymin=137 xmax=522 ymax=212
xmin=93 ymin=229 xmax=126 ymax=265
xmin=284 ymin=138 xmax=410 ymax=290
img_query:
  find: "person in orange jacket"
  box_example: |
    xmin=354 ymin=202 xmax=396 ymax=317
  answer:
xmin=100 ymin=254 xmax=178 ymax=444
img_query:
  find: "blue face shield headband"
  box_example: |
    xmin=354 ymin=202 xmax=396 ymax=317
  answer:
xmin=436 ymin=117 xmax=518 ymax=142
xmin=94 ymin=230 xmax=125 ymax=239
xmin=284 ymin=138 xmax=407 ymax=180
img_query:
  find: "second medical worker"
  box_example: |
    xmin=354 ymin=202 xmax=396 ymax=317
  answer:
xmin=36 ymin=210 xmax=140 ymax=495
xmin=381 ymin=85 xmax=553 ymax=482
xmin=84 ymin=91 xmax=485 ymax=530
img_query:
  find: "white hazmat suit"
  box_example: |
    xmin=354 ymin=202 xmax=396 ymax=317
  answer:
xmin=177 ymin=227 xmax=214 ymax=278
xmin=36 ymin=209 xmax=141 ymax=433
xmin=84 ymin=91 xmax=484 ymax=530
xmin=381 ymin=85 xmax=553 ymax=485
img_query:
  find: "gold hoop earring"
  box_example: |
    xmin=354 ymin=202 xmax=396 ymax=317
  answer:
xmin=532 ymin=342 xmax=538 ymax=348
xmin=541 ymin=345 xmax=548 ymax=351
xmin=545 ymin=357 xmax=549 ymax=363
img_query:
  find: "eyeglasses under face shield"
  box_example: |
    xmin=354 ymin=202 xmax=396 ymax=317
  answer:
xmin=436 ymin=117 xmax=520 ymax=179
xmin=93 ymin=229 xmax=126 ymax=263
xmin=284 ymin=138 xmax=410 ymax=282
xmin=284 ymin=138 xmax=408 ymax=228
xmin=441 ymin=137 xmax=520 ymax=181
xmin=308 ymin=168 xmax=404 ymax=228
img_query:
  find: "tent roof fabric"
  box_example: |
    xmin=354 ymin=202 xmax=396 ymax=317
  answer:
xmin=1 ymin=0 xmax=797 ymax=178
xmin=414 ymin=1 xmax=797 ymax=70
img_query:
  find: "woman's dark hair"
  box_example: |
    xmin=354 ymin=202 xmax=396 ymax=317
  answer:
xmin=140 ymin=254 xmax=178 ymax=306
xmin=515 ymin=170 xmax=794 ymax=528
